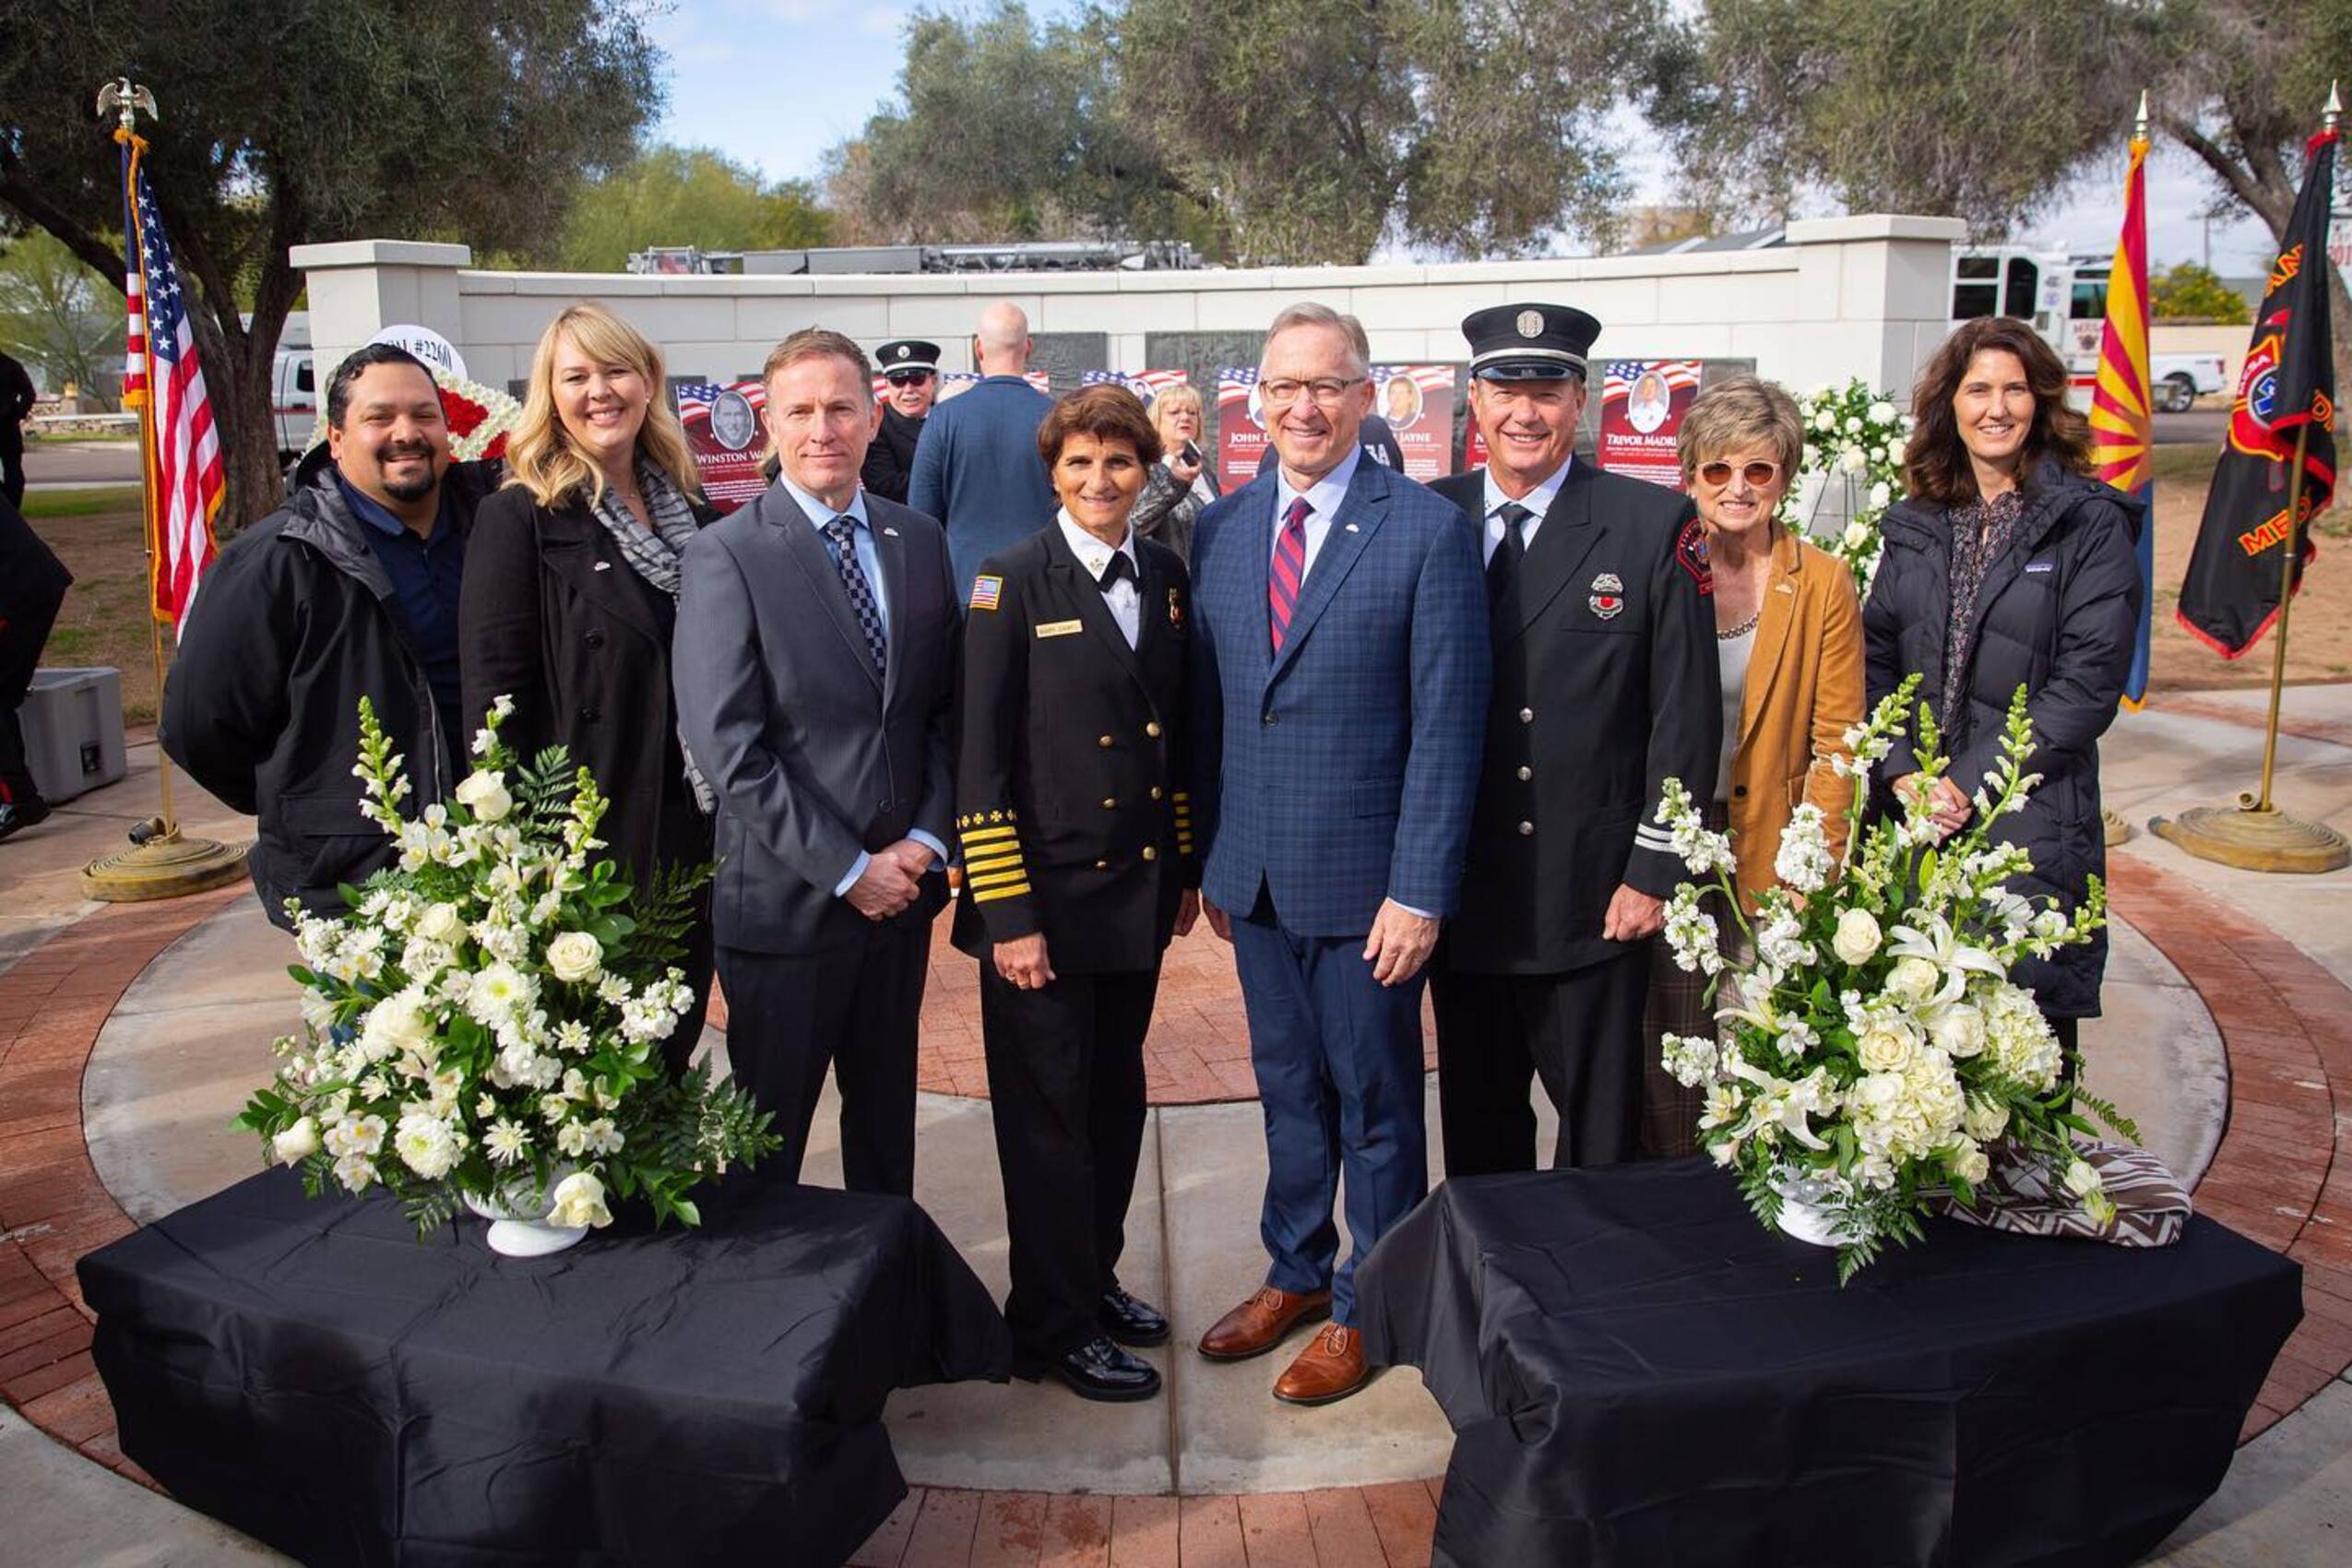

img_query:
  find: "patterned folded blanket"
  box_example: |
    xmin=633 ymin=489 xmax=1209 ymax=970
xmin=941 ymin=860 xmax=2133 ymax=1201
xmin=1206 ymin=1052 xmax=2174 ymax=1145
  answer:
xmin=1932 ymin=1139 xmax=2190 ymax=1248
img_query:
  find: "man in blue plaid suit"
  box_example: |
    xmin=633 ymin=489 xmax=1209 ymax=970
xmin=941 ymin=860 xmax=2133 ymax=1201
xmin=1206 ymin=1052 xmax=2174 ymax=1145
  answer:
xmin=1186 ymin=303 xmax=1489 ymax=1406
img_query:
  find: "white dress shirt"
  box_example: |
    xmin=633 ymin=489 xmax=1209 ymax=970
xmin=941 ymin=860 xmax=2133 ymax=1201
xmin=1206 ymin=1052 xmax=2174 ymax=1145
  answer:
xmin=1479 ymin=456 xmax=1573 ymax=564
xmin=1058 ymin=508 xmax=1141 ymax=650
xmin=1269 ymin=443 xmax=1364 ymax=580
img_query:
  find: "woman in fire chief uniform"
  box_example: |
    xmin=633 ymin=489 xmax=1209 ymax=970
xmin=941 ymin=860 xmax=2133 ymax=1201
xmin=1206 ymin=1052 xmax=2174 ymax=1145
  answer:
xmin=953 ymin=384 xmax=1200 ymax=1404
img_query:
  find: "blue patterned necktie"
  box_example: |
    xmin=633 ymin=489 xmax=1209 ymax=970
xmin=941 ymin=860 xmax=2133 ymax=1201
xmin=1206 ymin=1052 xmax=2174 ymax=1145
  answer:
xmin=822 ymin=516 xmax=887 ymax=677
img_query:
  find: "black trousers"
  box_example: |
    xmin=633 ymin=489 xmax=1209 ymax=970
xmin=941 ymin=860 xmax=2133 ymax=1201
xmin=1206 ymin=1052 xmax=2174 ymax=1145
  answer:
xmin=0 ymin=585 xmax=62 ymax=806
xmin=1430 ymin=944 xmax=1652 ymax=1177
xmin=977 ymin=957 xmax=1157 ymax=1360
xmin=715 ymin=917 xmax=931 ymax=1196
xmin=0 ymin=429 xmax=23 ymax=510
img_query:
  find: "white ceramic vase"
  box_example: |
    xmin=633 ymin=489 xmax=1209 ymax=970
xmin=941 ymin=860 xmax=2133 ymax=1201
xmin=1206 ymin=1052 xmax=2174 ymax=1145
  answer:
xmin=461 ymin=1175 xmax=589 ymax=1257
xmin=1769 ymin=1169 xmax=1856 ymax=1249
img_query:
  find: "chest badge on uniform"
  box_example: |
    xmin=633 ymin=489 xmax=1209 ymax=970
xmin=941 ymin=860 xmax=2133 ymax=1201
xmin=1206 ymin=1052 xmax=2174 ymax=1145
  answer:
xmin=1589 ymin=571 xmax=1625 ymax=620
xmin=1167 ymin=588 xmax=1185 ymax=631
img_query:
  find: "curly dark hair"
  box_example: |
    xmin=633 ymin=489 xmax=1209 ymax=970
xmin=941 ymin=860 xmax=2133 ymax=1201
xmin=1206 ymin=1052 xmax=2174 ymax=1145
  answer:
xmin=1037 ymin=382 xmax=1162 ymax=468
xmin=1903 ymin=317 xmax=2091 ymax=505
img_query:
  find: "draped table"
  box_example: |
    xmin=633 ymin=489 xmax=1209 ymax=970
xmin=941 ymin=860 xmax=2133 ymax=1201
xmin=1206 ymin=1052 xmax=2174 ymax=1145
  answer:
xmin=78 ymin=1166 xmax=1011 ymax=1568
xmin=1358 ymin=1159 xmax=2300 ymax=1568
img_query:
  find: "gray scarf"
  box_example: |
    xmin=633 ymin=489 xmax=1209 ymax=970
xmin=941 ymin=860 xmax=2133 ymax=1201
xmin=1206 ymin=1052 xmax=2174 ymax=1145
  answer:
xmin=588 ymin=463 xmax=715 ymax=814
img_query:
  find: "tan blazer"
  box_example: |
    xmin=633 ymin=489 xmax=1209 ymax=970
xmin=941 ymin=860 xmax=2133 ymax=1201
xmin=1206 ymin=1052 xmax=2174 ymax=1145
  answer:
xmin=1727 ymin=529 xmax=1865 ymax=907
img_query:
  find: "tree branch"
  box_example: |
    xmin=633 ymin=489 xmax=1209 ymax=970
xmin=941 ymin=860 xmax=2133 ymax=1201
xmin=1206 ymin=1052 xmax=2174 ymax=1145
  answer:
xmin=2159 ymin=112 xmax=2291 ymax=233
xmin=0 ymin=160 xmax=127 ymax=293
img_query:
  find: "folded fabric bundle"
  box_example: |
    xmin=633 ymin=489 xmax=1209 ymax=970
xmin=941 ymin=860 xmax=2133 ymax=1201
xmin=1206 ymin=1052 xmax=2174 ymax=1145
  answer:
xmin=1933 ymin=1139 xmax=2191 ymax=1248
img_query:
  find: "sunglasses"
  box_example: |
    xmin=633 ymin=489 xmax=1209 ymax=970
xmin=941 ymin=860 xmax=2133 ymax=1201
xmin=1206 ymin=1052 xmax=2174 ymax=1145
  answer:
xmin=885 ymin=370 xmax=934 ymax=386
xmin=1696 ymin=459 xmax=1782 ymax=489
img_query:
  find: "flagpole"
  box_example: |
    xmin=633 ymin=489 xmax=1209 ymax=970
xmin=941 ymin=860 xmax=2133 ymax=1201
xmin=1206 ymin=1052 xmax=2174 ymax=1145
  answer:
xmin=78 ymin=78 xmax=245 ymax=903
xmin=2254 ymin=419 xmax=2314 ymax=812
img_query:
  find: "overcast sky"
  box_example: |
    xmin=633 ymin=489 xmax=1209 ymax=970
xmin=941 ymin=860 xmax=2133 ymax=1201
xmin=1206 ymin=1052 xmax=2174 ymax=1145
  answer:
xmin=650 ymin=1 xmax=2288 ymax=278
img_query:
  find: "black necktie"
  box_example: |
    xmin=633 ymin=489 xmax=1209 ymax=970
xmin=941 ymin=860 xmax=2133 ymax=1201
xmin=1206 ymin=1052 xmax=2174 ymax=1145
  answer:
xmin=1095 ymin=552 xmax=1133 ymax=592
xmin=1489 ymin=502 xmax=1534 ymax=606
xmin=821 ymin=516 xmax=887 ymax=677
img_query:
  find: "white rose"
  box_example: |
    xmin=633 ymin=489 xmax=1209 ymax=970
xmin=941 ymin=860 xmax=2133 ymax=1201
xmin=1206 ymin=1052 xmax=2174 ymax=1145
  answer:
xmin=1843 ymin=520 xmax=1871 ymax=550
xmin=1839 ymin=445 xmax=1868 ymax=474
xmin=546 ymin=931 xmax=604 ymax=984
xmin=1867 ymin=481 xmax=1891 ymax=509
xmin=1868 ymin=400 xmax=1896 ymax=424
xmin=1884 ymin=956 xmax=1939 ymax=1005
xmin=1855 ymin=1021 xmax=1914 ymax=1073
xmin=1844 ymin=415 xmax=1862 ymax=434
xmin=549 ymin=1170 xmax=613 ymax=1229
xmin=453 ymin=770 xmax=513 ymax=822
xmin=1954 ymin=1144 xmax=1990 ymax=1184
xmin=1831 ymin=909 xmax=1883 ymax=966
xmin=1814 ymin=410 xmax=1835 ymax=432
xmin=1930 ymin=1004 xmax=1988 ymax=1059
xmin=416 ymin=902 xmax=465 ymax=943
xmin=1963 ymin=1096 xmax=2009 ymax=1141
xmin=272 ymin=1116 xmax=320 ymax=1166
xmin=2063 ymin=1158 xmax=2104 ymax=1199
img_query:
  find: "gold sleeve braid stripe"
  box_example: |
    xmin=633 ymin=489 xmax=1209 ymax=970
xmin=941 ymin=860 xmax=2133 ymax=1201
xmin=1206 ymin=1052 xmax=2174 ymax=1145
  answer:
xmin=957 ymin=809 xmax=1028 ymax=897
xmin=972 ymin=881 xmax=1032 ymax=903
xmin=1172 ymin=790 xmax=1195 ymax=854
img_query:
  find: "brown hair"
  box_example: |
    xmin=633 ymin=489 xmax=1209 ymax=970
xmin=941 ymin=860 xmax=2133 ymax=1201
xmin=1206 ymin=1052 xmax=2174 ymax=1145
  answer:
xmin=1677 ymin=374 xmax=1803 ymax=481
xmin=762 ymin=328 xmax=873 ymax=398
xmin=1037 ymin=383 xmax=1162 ymax=468
xmin=504 ymin=303 xmax=702 ymax=508
xmin=1903 ymin=317 xmax=2091 ymax=505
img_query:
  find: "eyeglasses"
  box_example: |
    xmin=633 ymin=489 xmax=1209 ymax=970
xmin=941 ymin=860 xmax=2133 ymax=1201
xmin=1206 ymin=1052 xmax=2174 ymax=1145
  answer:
xmin=1695 ymin=459 xmax=1782 ymax=489
xmin=885 ymin=371 xmax=934 ymax=386
xmin=1258 ymin=377 xmax=1367 ymax=408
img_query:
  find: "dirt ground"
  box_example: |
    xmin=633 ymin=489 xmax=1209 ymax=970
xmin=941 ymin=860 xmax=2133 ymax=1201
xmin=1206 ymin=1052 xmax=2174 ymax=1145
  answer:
xmin=21 ymin=455 xmax=2352 ymax=731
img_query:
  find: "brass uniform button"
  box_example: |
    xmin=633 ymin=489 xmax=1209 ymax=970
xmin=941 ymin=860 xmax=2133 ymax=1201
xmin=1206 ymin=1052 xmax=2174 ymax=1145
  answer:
xmin=1517 ymin=821 xmax=1534 ymax=836
xmin=1145 ymin=721 xmax=1163 ymax=738
xmin=1098 ymin=734 xmax=1114 ymax=748
xmin=1095 ymin=859 xmax=1110 ymax=871
xmin=1141 ymin=846 xmax=1158 ymax=861
xmin=1102 ymin=797 xmax=1118 ymax=810
xmin=1150 ymin=786 xmax=1165 ymax=801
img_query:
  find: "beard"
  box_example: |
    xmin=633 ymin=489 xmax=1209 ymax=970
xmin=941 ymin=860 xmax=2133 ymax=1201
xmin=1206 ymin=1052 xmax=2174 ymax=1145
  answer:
xmin=378 ymin=445 xmax=441 ymax=503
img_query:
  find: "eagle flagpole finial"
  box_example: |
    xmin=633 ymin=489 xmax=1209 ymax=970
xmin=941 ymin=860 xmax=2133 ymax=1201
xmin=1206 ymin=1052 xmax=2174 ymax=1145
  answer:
xmin=95 ymin=78 xmax=158 ymax=136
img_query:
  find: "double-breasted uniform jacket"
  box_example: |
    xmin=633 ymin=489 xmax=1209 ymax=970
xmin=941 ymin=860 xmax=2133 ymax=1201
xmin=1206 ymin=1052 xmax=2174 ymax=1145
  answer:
xmin=952 ymin=522 xmax=1200 ymax=974
xmin=1430 ymin=461 xmax=1721 ymax=976
xmin=459 ymin=485 xmax=719 ymax=890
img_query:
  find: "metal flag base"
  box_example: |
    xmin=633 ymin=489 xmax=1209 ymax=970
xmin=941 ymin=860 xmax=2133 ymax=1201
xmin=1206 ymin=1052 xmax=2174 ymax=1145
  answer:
xmin=2102 ymin=807 xmax=2132 ymax=847
xmin=80 ymin=819 xmax=247 ymax=902
xmin=2150 ymin=802 xmax=2352 ymax=874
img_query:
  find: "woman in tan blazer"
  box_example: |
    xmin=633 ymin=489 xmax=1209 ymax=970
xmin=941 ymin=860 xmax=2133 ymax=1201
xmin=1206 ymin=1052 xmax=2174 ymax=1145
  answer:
xmin=1640 ymin=376 xmax=1863 ymax=1156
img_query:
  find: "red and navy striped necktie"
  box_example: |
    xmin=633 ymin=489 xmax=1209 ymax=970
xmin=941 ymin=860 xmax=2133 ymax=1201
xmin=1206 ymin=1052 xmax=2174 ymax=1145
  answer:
xmin=1270 ymin=496 xmax=1311 ymax=653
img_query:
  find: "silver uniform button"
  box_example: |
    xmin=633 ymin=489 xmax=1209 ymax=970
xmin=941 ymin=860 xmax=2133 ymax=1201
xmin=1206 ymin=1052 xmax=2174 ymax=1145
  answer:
xmin=1518 ymin=707 xmax=1534 ymax=724
xmin=1516 ymin=766 xmax=1532 ymax=781
xmin=1517 ymin=821 xmax=1534 ymax=836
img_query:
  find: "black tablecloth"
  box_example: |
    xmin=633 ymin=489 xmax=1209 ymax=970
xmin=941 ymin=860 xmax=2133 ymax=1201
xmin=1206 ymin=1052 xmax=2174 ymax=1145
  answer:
xmin=79 ymin=1167 xmax=1011 ymax=1568
xmin=1359 ymin=1159 xmax=2301 ymax=1568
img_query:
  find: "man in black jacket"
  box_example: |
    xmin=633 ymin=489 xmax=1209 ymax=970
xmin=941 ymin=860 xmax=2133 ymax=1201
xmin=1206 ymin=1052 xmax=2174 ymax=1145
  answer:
xmin=860 ymin=339 xmax=939 ymax=505
xmin=1428 ymin=304 xmax=1720 ymax=1173
xmin=0 ymin=493 xmax=72 ymax=840
xmin=162 ymin=344 xmax=499 ymax=926
xmin=0 ymin=350 xmax=36 ymax=507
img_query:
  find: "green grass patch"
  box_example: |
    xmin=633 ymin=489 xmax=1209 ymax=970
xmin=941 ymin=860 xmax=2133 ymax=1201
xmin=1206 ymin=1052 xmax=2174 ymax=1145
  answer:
xmin=20 ymin=485 xmax=143 ymax=518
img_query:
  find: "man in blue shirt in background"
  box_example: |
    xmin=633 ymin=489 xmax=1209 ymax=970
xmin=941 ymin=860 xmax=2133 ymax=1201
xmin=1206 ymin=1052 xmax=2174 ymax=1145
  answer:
xmin=908 ymin=300 xmax=1057 ymax=593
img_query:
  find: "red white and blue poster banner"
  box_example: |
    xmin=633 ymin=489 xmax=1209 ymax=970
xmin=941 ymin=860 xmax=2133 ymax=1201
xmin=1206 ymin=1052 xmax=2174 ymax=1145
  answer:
xmin=1083 ymin=369 xmax=1190 ymax=405
xmin=1215 ymin=367 xmax=1268 ymax=487
xmin=1597 ymin=360 xmax=1703 ymax=488
xmin=1372 ymin=365 xmax=1458 ymax=481
xmin=674 ymin=380 xmax=769 ymax=514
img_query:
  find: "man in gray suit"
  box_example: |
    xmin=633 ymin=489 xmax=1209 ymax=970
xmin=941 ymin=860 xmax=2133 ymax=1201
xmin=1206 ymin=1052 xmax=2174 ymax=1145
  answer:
xmin=673 ymin=328 xmax=959 ymax=1195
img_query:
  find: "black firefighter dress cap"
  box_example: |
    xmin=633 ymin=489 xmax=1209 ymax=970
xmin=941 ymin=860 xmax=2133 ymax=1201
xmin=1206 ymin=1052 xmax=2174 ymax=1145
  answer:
xmin=1461 ymin=303 xmax=1601 ymax=382
xmin=875 ymin=339 xmax=942 ymax=376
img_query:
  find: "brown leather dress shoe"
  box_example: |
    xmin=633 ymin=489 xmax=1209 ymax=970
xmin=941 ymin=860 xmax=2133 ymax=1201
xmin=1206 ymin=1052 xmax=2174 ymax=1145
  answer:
xmin=1196 ymin=1285 xmax=1332 ymax=1361
xmin=1273 ymin=1322 xmax=1372 ymax=1406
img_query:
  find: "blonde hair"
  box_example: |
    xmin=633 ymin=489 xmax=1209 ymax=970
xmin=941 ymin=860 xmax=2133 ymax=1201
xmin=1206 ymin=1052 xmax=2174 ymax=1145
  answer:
xmin=1677 ymin=374 xmax=1804 ymax=480
xmin=1151 ymin=383 xmax=1204 ymax=445
xmin=505 ymin=303 xmax=702 ymax=508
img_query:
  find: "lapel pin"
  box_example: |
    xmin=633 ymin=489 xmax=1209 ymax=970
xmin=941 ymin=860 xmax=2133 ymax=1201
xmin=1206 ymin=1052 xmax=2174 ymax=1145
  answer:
xmin=1345 ymin=522 xmax=1360 ymax=533
xmin=883 ymin=527 xmax=899 ymax=537
xmin=593 ymin=561 xmax=612 ymax=573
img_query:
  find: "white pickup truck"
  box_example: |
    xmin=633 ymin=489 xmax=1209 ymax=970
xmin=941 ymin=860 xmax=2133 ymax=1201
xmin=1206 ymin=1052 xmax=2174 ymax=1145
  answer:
xmin=272 ymin=348 xmax=316 ymax=460
xmin=2151 ymin=352 xmax=2228 ymax=413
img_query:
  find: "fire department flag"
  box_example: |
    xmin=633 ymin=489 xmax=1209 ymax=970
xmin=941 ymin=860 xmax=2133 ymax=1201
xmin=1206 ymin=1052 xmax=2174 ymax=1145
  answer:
xmin=2177 ymin=125 xmax=2338 ymax=659
xmin=2088 ymin=128 xmax=2156 ymax=706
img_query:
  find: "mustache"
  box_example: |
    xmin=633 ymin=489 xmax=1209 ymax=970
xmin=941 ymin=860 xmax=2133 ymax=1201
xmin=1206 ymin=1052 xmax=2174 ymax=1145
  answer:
xmin=379 ymin=441 xmax=437 ymax=461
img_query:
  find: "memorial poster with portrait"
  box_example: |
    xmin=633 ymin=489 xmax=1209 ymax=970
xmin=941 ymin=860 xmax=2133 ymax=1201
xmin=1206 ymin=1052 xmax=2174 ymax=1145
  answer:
xmin=1597 ymin=360 xmax=1702 ymax=489
xmin=673 ymin=380 xmax=769 ymax=514
xmin=1462 ymin=402 xmax=1489 ymax=472
xmin=1215 ymin=367 xmax=1269 ymax=487
xmin=1372 ymin=365 xmax=1458 ymax=481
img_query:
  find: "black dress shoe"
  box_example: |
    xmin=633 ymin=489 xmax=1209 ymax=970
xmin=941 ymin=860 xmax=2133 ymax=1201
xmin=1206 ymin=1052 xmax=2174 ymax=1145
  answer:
xmin=0 ymin=797 xmax=50 ymax=844
xmin=1098 ymin=1283 xmax=1170 ymax=1347
xmin=1032 ymin=1334 xmax=1161 ymax=1403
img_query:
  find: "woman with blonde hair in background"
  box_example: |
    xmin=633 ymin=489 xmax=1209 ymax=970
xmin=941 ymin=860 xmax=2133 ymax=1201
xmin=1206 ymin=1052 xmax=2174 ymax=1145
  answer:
xmin=459 ymin=302 xmax=719 ymax=1071
xmin=1129 ymin=382 xmax=1218 ymax=563
xmin=1640 ymin=374 xmax=1863 ymax=1158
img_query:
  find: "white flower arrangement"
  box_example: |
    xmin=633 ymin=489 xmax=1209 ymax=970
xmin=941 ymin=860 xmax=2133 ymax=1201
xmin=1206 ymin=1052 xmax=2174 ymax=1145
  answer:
xmin=304 ymin=363 xmax=523 ymax=463
xmin=238 ymin=696 xmax=778 ymax=1235
xmin=1784 ymin=379 xmax=1911 ymax=589
xmin=1654 ymin=676 xmax=2139 ymax=1280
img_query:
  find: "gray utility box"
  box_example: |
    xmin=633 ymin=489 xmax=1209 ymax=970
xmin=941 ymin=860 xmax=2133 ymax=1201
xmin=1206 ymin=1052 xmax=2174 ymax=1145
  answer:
xmin=22 ymin=667 xmax=128 ymax=803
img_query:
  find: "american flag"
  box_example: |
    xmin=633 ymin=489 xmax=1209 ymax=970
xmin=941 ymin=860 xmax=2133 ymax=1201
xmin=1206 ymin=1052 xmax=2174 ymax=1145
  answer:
xmin=1216 ymin=366 xmax=1257 ymax=404
xmin=673 ymin=381 xmax=764 ymax=427
xmin=121 ymin=137 xmax=222 ymax=631
xmin=1023 ymin=369 xmax=1053 ymax=395
xmin=1602 ymin=361 xmax=1702 ymax=399
xmin=1373 ymin=364 xmax=1458 ymax=395
xmin=1081 ymin=368 xmax=1190 ymax=401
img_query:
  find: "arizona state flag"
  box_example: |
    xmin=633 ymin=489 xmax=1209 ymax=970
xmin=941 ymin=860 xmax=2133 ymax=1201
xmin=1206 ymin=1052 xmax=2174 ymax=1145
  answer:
xmin=2089 ymin=127 xmax=2155 ymax=705
xmin=2178 ymin=125 xmax=2338 ymax=658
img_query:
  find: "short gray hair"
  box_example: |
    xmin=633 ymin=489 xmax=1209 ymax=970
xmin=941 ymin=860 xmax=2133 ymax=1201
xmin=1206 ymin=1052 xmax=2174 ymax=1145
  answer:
xmin=1678 ymin=374 xmax=1803 ymax=479
xmin=1264 ymin=302 xmax=1371 ymax=377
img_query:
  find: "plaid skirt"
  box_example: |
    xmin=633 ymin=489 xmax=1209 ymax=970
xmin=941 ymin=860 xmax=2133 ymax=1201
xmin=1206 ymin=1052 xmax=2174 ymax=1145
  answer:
xmin=1639 ymin=802 xmax=1732 ymax=1159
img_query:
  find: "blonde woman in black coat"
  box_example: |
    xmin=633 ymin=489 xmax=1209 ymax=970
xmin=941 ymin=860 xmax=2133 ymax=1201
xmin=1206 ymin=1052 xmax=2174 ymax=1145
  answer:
xmin=458 ymin=303 xmax=718 ymax=1071
xmin=1863 ymin=316 xmax=2143 ymax=1063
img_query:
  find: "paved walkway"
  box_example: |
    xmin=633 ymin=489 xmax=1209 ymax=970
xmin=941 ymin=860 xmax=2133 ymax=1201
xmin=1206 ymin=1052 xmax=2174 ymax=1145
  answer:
xmin=3 ymin=690 xmax=2351 ymax=1565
